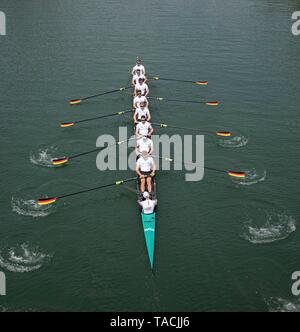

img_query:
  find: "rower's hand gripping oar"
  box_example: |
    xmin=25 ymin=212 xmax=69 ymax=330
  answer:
xmin=51 ymin=137 xmax=137 ymax=166
xmin=149 ymin=96 xmax=219 ymax=106
xmin=60 ymin=109 xmax=133 ymax=128
xmin=151 ymin=122 xmax=232 ymax=137
xmin=69 ymin=85 xmax=132 ymax=105
xmin=152 ymin=76 xmax=208 ymax=86
xmin=37 ymin=177 xmax=138 ymax=206
xmin=152 ymin=155 xmax=246 ymax=179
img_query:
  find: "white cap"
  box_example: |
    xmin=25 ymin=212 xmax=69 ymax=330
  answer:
xmin=142 ymin=136 xmax=147 ymax=140
xmin=143 ymin=191 xmax=150 ymax=199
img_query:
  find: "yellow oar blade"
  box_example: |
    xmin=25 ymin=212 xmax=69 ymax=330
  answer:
xmin=37 ymin=197 xmax=58 ymax=206
xmin=227 ymin=171 xmax=246 ymax=179
xmin=69 ymin=99 xmax=82 ymax=105
xmin=206 ymin=101 xmax=219 ymax=106
xmin=195 ymin=81 xmax=208 ymax=85
xmin=60 ymin=122 xmax=75 ymax=128
xmin=52 ymin=157 xmax=69 ymax=166
xmin=216 ymin=131 xmax=232 ymax=137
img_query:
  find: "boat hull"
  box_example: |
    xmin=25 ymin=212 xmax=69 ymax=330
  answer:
xmin=141 ymin=212 xmax=156 ymax=269
xmin=137 ymin=177 xmax=157 ymax=269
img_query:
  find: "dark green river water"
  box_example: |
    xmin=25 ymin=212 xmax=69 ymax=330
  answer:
xmin=0 ymin=0 xmax=299 ymax=312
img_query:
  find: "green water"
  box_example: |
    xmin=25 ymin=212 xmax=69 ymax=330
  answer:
xmin=0 ymin=0 xmax=299 ymax=312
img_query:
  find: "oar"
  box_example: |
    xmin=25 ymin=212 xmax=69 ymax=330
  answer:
xmin=151 ymin=122 xmax=232 ymax=137
xmin=152 ymin=155 xmax=246 ymax=179
xmin=51 ymin=137 xmax=136 ymax=166
xmin=37 ymin=177 xmax=137 ymax=206
xmin=69 ymin=85 xmax=132 ymax=105
xmin=152 ymin=76 xmax=208 ymax=85
xmin=148 ymin=96 xmax=219 ymax=106
xmin=60 ymin=109 xmax=133 ymax=128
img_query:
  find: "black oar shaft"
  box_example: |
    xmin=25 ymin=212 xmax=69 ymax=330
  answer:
xmin=149 ymin=96 xmax=206 ymax=104
xmin=75 ymin=109 xmax=133 ymax=124
xmin=152 ymin=122 xmax=211 ymax=135
xmin=153 ymin=77 xmax=194 ymax=83
xmin=81 ymin=86 xmax=131 ymax=101
xmin=58 ymin=177 xmax=137 ymax=200
xmin=154 ymin=155 xmax=227 ymax=174
xmin=69 ymin=137 xmax=134 ymax=159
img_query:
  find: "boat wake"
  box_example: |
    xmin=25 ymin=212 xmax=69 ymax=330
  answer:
xmin=217 ymin=135 xmax=248 ymax=148
xmin=266 ymin=297 xmax=300 ymax=312
xmin=30 ymin=145 xmax=63 ymax=168
xmin=231 ymin=168 xmax=266 ymax=186
xmin=242 ymin=212 xmax=296 ymax=244
xmin=0 ymin=243 xmax=52 ymax=273
xmin=11 ymin=196 xmax=56 ymax=218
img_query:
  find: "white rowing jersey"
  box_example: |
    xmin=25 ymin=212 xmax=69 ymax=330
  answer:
xmin=136 ymin=156 xmax=155 ymax=172
xmin=135 ymin=82 xmax=149 ymax=96
xmin=132 ymin=64 xmax=146 ymax=75
xmin=136 ymin=121 xmax=152 ymax=136
xmin=135 ymin=107 xmax=150 ymax=120
xmin=133 ymin=95 xmax=148 ymax=108
xmin=139 ymin=199 xmax=157 ymax=214
xmin=133 ymin=74 xmax=146 ymax=85
xmin=136 ymin=137 xmax=153 ymax=154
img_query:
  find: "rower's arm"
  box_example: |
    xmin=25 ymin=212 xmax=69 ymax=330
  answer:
xmin=131 ymin=76 xmax=135 ymax=86
xmin=147 ymin=110 xmax=151 ymax=122
xmin=135 ymin=127 xmax=142 ymax=139
xmin=144 ymin=86 xmax=150 ymax=97
xmin=151 ymin=159 xmax=157 ymax=173
xmin=135 ymin=143 xmax=140 ymax=156
xmin=149 ymin=141 xmax=154 ymax=155
xmin=148 ymin=125 xmax=154 ymax=136
xmin=133 ymin=110 xmax=137 ymax=123
xmin=135 ymin=163 xmax=142 ymax=176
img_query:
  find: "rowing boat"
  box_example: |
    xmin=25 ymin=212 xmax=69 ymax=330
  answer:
xmin=137 ymin=177 xmax=157 ymax=270
xmin=132 ymin=72 xmax=157 ymax=270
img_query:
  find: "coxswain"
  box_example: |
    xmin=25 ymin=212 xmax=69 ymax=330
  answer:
xmin=138 ymin=191 xmax=157 ymax=214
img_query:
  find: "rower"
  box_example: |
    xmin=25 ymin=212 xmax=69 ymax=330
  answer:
xmin=134 ymin=77 xmax=149 ymax=97
xmin=135 ymin=151 xmax=156 ymax=193
xmin=132 ymin=69 xmax=147 ymax=86
xmin=133 ymin=90 xmax=148 ymax=109
xmin=138 ymin=191 xmax=157 ymax=214
xmin=135 ymin=115 xmax=153 ymax=139
xmin=132 ymin=57 xmax=146 ymax=76
xmin=135 ymin=136 xmax=154 ymax=159
xmin=133 ymin=101 xmax=151 ymax=124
